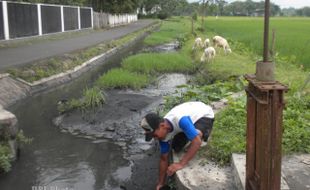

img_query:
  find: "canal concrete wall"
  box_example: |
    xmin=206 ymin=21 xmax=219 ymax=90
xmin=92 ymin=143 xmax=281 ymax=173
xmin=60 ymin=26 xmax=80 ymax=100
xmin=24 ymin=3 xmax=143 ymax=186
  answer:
xmin=0 ymin=74 xmax=30 ymax=108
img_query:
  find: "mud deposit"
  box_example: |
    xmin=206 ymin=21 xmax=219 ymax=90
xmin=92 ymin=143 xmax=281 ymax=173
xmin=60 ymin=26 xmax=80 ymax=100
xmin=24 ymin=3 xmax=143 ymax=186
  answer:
xmin=54 ymin=91 xmax=161 ymax=156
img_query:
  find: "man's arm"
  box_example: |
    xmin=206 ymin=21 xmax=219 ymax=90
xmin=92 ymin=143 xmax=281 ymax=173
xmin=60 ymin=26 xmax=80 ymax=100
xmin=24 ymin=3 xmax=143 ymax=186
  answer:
xmin=180 ymin=134 xmax=201 ymax=165
xmin=167 ymin=135 xmax=201 ymax=176
xmin=167 ymin=116 xmax=202 ymax=176
xmin=157 ymin=153 xmax=169 ymax=190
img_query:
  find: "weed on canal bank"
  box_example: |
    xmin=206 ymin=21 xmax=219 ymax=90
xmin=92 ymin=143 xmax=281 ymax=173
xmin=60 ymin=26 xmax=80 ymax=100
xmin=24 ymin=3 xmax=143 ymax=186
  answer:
xmin=58 ymin=87 xmax=105 ymax=114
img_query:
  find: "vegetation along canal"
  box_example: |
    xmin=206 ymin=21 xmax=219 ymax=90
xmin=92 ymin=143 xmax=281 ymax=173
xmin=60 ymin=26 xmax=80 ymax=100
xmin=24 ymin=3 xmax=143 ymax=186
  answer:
xmin=0 ymin=36 xmax=179 ymax=190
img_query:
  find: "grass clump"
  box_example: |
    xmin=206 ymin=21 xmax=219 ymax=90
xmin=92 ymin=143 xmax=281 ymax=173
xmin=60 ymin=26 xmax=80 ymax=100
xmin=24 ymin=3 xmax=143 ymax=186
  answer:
xmin=122 ymin=53 xmax=194 ymax=75
xmin=58 ymin=87 xmax=105 ymax=113
xmin=82 ymin=87 xmax=106 ymax=111
xmin=96 ymin=69 xmax=149 ymax=90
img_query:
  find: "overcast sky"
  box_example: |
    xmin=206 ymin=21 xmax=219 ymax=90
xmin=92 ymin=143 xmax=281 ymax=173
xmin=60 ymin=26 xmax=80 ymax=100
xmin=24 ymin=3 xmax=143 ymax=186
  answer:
xmin=187 ymin=0 xmax=309 ymax=9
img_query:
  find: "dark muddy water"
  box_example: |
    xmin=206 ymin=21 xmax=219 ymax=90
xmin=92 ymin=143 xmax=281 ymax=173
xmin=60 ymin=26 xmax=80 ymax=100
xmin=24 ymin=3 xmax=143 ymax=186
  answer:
xmin=0 ymin=39 xmax=152 ymax=190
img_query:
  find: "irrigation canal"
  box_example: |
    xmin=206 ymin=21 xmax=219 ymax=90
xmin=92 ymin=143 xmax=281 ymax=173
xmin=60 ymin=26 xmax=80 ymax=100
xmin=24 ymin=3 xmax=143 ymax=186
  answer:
xmin=0 ymin=36 xmax=184 ymax=190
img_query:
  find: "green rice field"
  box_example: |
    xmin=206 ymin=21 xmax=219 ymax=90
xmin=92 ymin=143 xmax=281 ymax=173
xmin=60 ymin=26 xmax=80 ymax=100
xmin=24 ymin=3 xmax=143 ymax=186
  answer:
xmin=204 ymin=17 xmax=310 ymax=69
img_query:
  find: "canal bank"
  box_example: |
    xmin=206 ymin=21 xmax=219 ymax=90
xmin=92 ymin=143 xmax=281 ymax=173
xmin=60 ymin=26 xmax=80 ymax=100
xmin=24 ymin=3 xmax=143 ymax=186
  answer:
xmin=0 ymin=21 xmax=159 ymax=108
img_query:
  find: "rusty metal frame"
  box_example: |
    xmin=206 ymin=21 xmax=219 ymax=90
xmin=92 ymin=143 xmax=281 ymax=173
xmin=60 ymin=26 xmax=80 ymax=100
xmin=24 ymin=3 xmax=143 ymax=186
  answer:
xmin=245 ymin=74 xmax=288 ymax=190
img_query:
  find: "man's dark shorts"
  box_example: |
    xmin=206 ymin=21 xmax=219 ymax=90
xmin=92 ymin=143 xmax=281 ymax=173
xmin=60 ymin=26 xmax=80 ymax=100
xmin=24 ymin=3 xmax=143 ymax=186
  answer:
xmin=171 ymin=117 xmax=214 ymax=152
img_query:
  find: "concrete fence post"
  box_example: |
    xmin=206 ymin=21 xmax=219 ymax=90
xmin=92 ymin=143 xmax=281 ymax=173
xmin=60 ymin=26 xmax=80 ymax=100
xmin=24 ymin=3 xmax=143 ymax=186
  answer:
xmin=77 ymin=6 xmax=81 ymax=30
xmin=60 ymin=5 xmax=64 ymax=32
xmin=91 ymin=8 xmax=93 ymax=29
xmin=37 ymin=4 xmax=42 ymax=35
xmin=2 ymin=1 xmax=9 ymax=40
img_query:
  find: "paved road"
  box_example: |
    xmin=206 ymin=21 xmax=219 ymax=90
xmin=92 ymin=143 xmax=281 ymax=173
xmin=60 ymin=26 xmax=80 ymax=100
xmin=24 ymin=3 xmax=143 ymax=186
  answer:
xmin=0 ymin=20 xmax=155 ymax=71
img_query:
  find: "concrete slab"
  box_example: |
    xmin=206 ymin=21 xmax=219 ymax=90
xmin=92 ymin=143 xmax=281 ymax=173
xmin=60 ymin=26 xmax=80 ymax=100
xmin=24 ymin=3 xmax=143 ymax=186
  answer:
xmin=282 ymin=154 xmax=310 ymax=190
xmin=174 ymin=151 xmax=236 ymax=190
xmin=0 ymin=108 xmax=17 ymax=126
xmin=232 ymin=154 xmax=296 ymax=190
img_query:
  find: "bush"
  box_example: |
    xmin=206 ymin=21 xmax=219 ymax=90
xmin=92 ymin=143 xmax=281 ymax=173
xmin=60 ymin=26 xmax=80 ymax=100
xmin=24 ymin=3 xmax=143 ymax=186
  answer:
xmin=192 ymin=11 xmax=198 ymax=21
xmin=158 ymin=11 xmax=169 ymax=20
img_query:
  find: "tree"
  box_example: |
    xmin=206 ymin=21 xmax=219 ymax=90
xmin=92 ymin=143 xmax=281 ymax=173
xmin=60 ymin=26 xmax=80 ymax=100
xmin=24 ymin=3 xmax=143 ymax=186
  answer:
xmin=296 ymin=7 xmax=310 ymax=16
xmin=217 ymin=0 xmax=227 ymax=16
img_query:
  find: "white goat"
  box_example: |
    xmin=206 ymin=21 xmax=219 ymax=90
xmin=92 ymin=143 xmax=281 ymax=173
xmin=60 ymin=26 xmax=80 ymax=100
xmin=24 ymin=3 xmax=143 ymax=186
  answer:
xmin=204 ymin=38 xmax=210 ymax=48
xmin=212 ymin=35 xmax=232 ymax=54
xmin=200 ymin=47 xmax=216 ymax=63
xmin=192 ymin=37 xmax=204 ymax=50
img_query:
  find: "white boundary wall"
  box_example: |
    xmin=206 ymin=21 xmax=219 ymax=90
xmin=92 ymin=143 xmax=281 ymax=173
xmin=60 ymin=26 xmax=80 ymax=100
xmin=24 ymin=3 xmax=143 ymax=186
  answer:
xmin=93 ymin=12 xmax=137 ymax=29
xmin=0 ymin=1 xmax=92 ymax=41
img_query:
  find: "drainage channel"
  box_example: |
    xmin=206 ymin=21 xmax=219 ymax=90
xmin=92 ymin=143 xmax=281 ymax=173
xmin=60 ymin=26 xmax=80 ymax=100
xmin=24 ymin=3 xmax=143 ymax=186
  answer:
xmin=0 ymin=39 xmax=185 ymax=190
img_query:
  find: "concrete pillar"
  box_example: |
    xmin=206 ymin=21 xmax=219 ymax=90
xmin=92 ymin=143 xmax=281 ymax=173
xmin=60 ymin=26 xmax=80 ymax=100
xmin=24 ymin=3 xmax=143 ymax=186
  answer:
xmin=37 ymin=4 xmax=42 ymax=35
xmin=2 ymin=1 xmax=10 ymax=40
xmin=60 ymin=6 xmax=64 ymax=32
xmin=90 ymin=8 xmax=93 ymax=29
xmin=77 ymin=7 xmax=81 ymax=30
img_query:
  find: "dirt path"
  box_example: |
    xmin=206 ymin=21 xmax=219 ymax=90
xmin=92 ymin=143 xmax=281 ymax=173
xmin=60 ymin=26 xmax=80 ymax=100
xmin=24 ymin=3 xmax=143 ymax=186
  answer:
xmin=0 ymin=20 xmax=155 ymax=71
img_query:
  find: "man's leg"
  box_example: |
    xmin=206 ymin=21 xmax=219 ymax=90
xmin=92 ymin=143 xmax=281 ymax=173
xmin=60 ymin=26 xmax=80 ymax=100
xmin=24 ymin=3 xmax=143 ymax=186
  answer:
xmin=171 ymin=132 xmax=188 ymax=153
xmin=194 ymin=117 xmax=214 ymax=142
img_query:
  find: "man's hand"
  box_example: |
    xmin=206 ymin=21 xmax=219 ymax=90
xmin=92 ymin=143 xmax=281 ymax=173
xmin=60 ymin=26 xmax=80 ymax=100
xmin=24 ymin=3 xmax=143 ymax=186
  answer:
xmin=156 ymin=183 xmax=163 ymax=190
xmin=167 ymin=162 xmax=184 ymax=176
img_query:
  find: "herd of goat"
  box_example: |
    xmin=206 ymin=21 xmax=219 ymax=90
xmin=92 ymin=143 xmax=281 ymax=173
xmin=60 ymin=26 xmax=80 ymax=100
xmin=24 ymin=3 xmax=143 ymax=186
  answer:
xmin=192 ymin=35 xmax=232 ymax=63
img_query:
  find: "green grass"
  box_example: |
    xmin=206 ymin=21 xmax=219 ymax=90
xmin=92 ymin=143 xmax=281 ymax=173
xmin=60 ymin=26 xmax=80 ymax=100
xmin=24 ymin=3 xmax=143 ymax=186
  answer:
xmin=204 ymin=16 xmax=310 ymax=69
xmin=156 ymin=17 xmax=310 ymax=165
xmin=96 ymin=69 xmax=150 ymax=90
xmin=144 ymin=18 xmax=191 ymax=45
xmin=200 ymin=92 xmax=310 ymax=165
xmin=203 ymin=97 xmax=247 ymax=165
xmin=122 ymin=53 xmax=195 ymax=74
